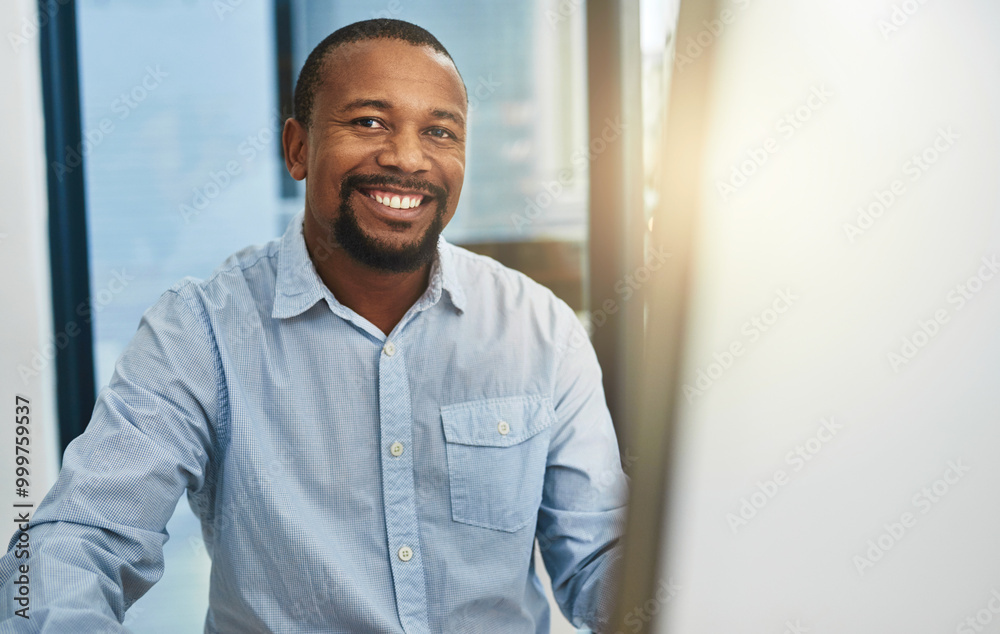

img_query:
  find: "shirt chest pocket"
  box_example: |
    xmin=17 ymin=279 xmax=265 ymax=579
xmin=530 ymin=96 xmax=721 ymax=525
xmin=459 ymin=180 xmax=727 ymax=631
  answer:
xmin=440 ymin=395 xmax=556 ymax=533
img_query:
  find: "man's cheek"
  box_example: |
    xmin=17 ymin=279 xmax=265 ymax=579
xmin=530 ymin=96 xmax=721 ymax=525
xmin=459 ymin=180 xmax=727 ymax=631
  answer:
xmin=448 ymin=178 xmax=465 ymax=208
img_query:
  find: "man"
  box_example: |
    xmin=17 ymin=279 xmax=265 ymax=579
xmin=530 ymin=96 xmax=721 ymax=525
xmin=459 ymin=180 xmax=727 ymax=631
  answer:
xmin=0 ymin=19 xmax=627 ymax=633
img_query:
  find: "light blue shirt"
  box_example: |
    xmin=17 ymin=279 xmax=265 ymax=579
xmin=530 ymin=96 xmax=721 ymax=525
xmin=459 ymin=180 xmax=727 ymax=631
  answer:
xmin=0 ymin=213 xmax=627 ymax=633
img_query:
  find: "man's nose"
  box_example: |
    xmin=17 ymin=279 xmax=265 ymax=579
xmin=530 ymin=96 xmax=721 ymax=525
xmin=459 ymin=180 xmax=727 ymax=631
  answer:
xmin=376 ymin=129 xmax=431 ymax=174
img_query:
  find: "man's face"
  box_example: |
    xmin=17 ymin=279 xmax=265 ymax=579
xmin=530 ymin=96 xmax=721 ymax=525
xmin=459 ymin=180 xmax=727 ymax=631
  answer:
xmin=290 ymin=39 xmax=467 ymax=273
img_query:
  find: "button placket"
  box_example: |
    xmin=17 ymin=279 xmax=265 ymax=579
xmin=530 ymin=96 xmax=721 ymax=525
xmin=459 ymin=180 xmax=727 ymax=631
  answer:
xmin=376 ymin=339 xmax=430 ymax=632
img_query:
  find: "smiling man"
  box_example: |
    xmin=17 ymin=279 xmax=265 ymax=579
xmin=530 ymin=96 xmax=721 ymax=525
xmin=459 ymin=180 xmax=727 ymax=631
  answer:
xmin=0 ymin=19 xmax=627 ymax=633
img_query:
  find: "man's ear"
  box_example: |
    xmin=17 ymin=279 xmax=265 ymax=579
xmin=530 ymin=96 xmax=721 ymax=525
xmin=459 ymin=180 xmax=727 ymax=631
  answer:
xmin=282 ymin=118 xmax=308 ymax=181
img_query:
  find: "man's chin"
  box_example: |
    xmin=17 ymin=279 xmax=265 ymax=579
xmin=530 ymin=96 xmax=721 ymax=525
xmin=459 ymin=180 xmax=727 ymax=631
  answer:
xmin=333 ymin=214 xmax=441 ymax=274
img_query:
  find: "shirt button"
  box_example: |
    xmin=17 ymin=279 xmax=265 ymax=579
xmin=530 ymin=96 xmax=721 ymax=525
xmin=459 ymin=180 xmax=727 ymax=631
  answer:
xmin=383 ymin=341 xmax=396 ymax=357
xmin=497 ymin=421 xmax=510 ymax=435
xmin=398 ymin=546 xmax=413 ymax=562
xmin=390 ymin=441 xmax=404 ymax=457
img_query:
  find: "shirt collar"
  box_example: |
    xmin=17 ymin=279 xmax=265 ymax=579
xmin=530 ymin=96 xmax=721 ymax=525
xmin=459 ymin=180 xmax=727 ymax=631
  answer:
xmin=272 ymin=211 xmax=466 ymax=319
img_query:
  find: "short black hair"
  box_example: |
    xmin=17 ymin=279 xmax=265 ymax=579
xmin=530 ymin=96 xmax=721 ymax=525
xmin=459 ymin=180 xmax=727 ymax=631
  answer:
xmin=293 ymin=18 xmax=463 ymax=128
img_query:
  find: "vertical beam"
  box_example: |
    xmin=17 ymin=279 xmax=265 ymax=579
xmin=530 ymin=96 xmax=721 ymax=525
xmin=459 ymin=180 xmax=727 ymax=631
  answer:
xmin=38 ymin=0 xmax=96 ymax=456
xmin=274 ymin=0 xmax=298 ymax=198
xmin=608 ymin=0 xmax=721 ymax=630
xmin=586 ymin=0 xmax=645 ymax=441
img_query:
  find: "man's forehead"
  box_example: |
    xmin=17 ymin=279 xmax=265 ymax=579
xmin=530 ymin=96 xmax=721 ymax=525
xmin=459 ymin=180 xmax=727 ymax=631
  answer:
xmin=319 ymin=39 xmax=466 ymax=106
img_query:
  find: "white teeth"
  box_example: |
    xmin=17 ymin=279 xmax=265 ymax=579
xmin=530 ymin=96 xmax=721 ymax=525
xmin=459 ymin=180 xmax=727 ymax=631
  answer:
xmin=367 ymin=191 xmax=424 ymax=210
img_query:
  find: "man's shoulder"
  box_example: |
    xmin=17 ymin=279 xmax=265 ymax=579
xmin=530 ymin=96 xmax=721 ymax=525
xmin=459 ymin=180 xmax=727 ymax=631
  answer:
xmin=444 ymin=241 xmax=580 ymax=331
xmin=164 ymin=236 xmax=282 ymax=308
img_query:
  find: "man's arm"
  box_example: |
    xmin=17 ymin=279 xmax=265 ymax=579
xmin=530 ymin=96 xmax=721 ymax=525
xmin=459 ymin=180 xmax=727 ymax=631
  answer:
xmin=537 ymin=313 xmax=629 ymax=633
xmin=0 ymin=287 xmax=218 ymax=631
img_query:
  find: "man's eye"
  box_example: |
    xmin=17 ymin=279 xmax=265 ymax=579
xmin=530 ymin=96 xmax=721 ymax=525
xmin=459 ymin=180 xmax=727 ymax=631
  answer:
xmin=426 ymin=128 xmax=454 ymax=139
xmin=355 ymin=118 xmax=385 ymax=129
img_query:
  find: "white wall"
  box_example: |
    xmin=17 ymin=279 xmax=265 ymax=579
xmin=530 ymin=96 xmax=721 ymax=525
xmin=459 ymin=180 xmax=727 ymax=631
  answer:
xmin=0 ymin=0 xmax=61 ymax=530
xmin=659 ymin=0 xmax=1000 ymax=632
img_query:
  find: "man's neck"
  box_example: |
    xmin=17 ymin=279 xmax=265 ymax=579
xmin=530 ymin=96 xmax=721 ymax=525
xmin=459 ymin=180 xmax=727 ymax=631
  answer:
xmin=304 ymin=224 xmax=432 ymax=336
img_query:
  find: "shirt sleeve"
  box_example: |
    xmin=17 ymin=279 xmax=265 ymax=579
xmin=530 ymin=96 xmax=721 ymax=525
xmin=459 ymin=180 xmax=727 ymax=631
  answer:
xmin=0 ymin=286 xmax=219 ymax=631
xmin=537 ymin=310 xmax=629 ymax=632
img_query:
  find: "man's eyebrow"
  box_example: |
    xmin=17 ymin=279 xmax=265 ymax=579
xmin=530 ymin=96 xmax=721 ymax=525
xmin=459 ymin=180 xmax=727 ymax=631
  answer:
xmin=430 ymin=108 xmax=465 ymax=127
xmin=338 ymin=98 xmax=465 ymax=127
xmin=339 ymin=98 xmax=392 ymax=112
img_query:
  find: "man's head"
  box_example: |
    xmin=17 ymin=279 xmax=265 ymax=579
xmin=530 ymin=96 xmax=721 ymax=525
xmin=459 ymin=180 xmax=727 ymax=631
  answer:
xmin=283 ymin=19 xmax=468 ymax=273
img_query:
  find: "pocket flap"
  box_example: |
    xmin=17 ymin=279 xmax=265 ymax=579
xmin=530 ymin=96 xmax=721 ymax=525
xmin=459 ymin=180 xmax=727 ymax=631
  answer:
xmin=441 ymin=395 xmax=555 ymax=447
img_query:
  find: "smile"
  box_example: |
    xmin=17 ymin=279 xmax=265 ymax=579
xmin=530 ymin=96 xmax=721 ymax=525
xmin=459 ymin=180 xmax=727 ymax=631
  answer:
xmin=360 ymin=188 xmax=427 ymax=210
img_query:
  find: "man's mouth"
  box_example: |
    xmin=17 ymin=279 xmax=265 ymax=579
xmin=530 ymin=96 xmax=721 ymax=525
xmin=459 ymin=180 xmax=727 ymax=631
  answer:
xmin=359 ymin=188 xmax=428 ymax=211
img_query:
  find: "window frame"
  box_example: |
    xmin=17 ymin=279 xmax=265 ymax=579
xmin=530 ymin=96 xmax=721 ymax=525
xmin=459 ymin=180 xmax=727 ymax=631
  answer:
xmin=39 ymin=0 xmax=97 ymax=456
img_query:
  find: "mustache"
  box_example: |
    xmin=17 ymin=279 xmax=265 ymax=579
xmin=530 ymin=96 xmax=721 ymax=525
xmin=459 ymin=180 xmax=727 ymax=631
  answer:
xmin=342 ymin=173 xmax=448 ymax=203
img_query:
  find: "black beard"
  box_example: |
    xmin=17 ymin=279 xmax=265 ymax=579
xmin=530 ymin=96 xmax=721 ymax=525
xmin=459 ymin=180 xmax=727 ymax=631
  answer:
xmin=331 ymin=173 xmax=449 ymax=273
